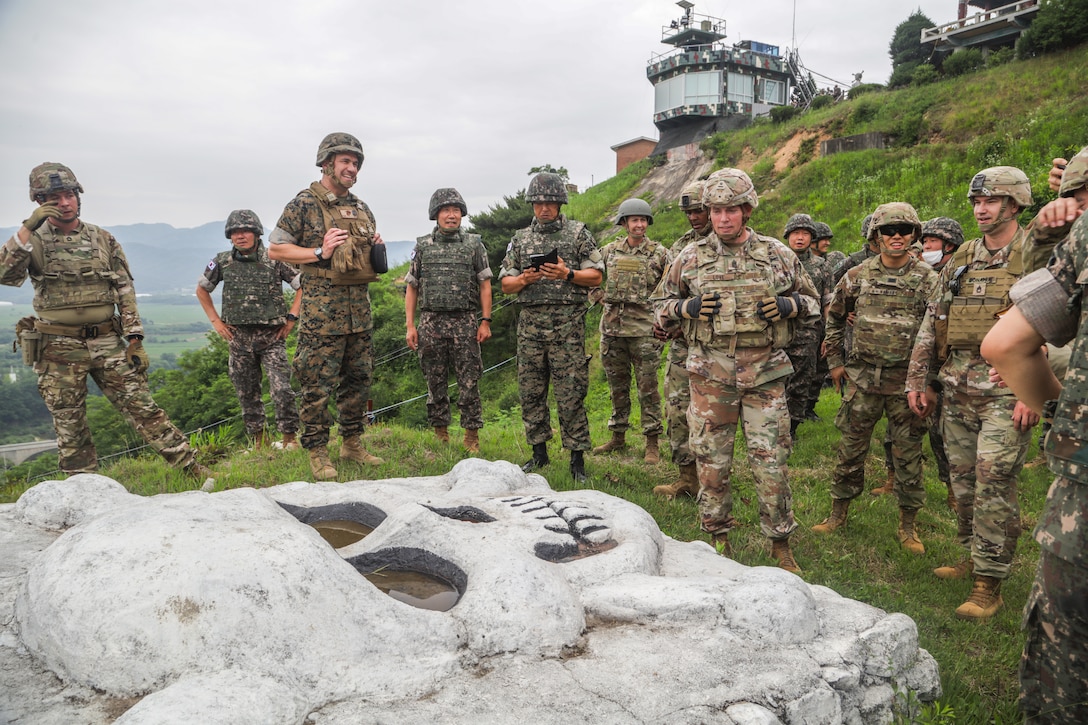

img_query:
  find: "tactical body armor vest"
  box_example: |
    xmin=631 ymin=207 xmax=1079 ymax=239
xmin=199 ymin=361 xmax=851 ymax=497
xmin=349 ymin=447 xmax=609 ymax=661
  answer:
xmin=945 ymin=235 xmax=1023 ymax=350
xmin=684 ymin=234 xmax=792 ymax=350
xmin=851 ymin=258 xmax=930 ymax=365
xmin=513 ymin=217 xmax=590 ymax=306
xmin=30 ymin=222 xmax=121 ymax=319
xmin=603 ymin=239 xmax=661 ymax=305
xmin=303 ymin=182 xmax=378 ymax=284
xmin=217 ymin=244 xmax=288 ymax=325
xmin=415 ymin=230 xmax=481 ymax=312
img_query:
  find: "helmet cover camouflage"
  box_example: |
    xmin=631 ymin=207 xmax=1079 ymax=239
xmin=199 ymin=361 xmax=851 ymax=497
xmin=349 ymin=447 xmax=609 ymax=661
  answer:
xmin=1059 ymin=146 xmax=1088 ymax=198
xmin=615 ymin=198 xmax=654 ymax=226
xmin=860 ymin=214 xmax=874 ymax=239
xmin=526 ymin=173 xmax=568 ymax=204
xmin=225 ymin=209 xmax=263 ymax=239
xmin=701 ymin=168 xmax=758 ymax=209
xmin=29 ymin=162 xmax=83 ymax=202
xmin=428 ymin=188 xmax=468 ymax=220
xmin=867 ymin=202 xmax=921 ymax=242
xmin=814 ymin=221 xmax=833 ymax=240
xmin=920 ymin=217 xmax=964 ymax=248
xmin=784 ymin=213 xmax=819 ymax=237
xmin=679 ymin=181 xmax=706 ymax=211
xmin=968 ymin=166 xmax=1032 ymax=207
xmin=315 ymin=132 xmax=365 ymax=167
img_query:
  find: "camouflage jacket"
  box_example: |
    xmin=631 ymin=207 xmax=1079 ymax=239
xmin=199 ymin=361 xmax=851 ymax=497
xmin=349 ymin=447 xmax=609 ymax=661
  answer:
xmin=499 ymin=214 xmax=604 ymax=306
xmin=1021 ymin=214 xmax=1074 ymax=275
xmin=598 ymin=236 xmax=670 ymax=337
xmin=198 ymin=243 xmax=300 ymax=326
xmin=832 ymin=245 xmax=877 ymax=286
xmin=791 ymin=248 xmax=832 ymax=346
xmin=405 ymin=227 xmax=491 ymax=312
xmin=661 ymin=225 xmax=710 ymax=362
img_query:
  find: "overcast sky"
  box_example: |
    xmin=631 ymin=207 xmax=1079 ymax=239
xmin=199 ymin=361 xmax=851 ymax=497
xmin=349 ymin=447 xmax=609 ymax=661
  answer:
xmin=0 ymin=0 xmax=956 ymax=242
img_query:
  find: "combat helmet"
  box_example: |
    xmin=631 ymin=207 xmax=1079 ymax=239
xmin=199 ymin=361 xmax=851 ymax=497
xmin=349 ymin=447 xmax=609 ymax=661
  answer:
xmin=920 ymin=217 xmax=964 ymax=249
xmin=29 ymin=162 xmax=83 ymax=202
xmin=679 ymin=181 xmax=705 ymax=211
xmin=867 ymin=202 xmax=921 ymax=242
xmin=428 ymin=188 xmax=468 ymax=220
xmin=702 ymin=168 xmax=758 ymax=209
xmin=860 ymin=214 xmax=874 ymax=239
xmin=615 ymin=198 xmax=654 ymax=226
xmin=814 ymin=222 xmax=833 ymax=241
xmin=224 ymin=209 xmax=263 ymax=239
xmin=315 ymin=132 xmax=365 ymax=167
xmin=1059 ymin=146 xmax=1088 ymax=198
xmin=784 ymin=213 xmax=819 ymax=237
xmin=968 ymin=166 xmax=1032 ymax=207
xmin=526 ymin=173 xmax=568 ymax=204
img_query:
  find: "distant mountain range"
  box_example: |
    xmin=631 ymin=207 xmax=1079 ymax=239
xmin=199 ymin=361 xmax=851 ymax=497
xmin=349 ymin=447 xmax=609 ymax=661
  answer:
xmin=0 ymin=223 xmax=414 ymax=304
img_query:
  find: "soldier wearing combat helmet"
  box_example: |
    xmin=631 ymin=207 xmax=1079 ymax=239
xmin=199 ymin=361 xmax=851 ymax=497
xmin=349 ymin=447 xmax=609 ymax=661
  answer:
xmin=268 ymin=132 xmax=387 ymax=480
xmin=500 ymin=172 xmax=604 ymax=482
xmin=907 ymin=165 xmax=1037 ymax=620
xmin=404 ymin=188 xmax=493 ymax=452
xmin=196 ymin=209 xmax=302 ymax=451
xmin=0 ymin=163 xmax=209 ymax=479
xmin=652 ymin=168 xmax=819 ymax=572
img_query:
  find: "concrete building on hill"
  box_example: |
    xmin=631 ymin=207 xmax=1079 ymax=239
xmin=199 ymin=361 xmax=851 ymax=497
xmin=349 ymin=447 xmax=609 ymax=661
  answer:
xmin=921 ymin=0 xmax=1040 ymax=57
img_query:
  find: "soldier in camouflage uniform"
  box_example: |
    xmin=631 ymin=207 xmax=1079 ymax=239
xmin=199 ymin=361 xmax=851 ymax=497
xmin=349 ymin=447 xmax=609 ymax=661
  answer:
xmin=814 ymin=221 xmax=846 ymax=270
xmin=781 ymin=213 xmax=831 ymax=438
xmin=982 ymin=209 xmax=1088 ymax=725
xmin=405 ymin=188 xmax=492 ymax=452
xmin=0 ymin=163 xmax=208 ymax=479
xmin=653 ymin=169 xmax=820 ymax=572
xmin=812 ymin=203 xmax=939 ymax=553
xmin=499 ymin=172 xmax=604 ymax=483
xmin=268 ymin=133 xmax=386 ymax=480
xmin=831 ymin=214 xmax=877 ymax=286
xmin=592 ymin=198 xmax=669 ymax=464
xmin=1023 ymin=146 xmax=1088 ymax=275
xmin=652 ymin=181 xmax=709 ymax=499
xmin=805 ymin=221 xmax=841 ymax=421
xmin=907 ymin=166 xmax=1038 ymax=620
xmin=196 ymin=209 xmax=301 ymax=450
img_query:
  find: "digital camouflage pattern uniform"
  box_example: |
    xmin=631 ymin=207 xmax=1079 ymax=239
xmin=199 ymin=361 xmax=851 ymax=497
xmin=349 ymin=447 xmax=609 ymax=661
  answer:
xmin=405 ymin=227 xmax=491 ymax=430
xmin=907 ymin=227 xmax=1032 ymax=580
xmin=500 ymin=215 xmax=604 ymax=451
xmin=1 ymin=220 xmax=197 ymax=473
xmin=1010 ymin=212 xmax=1088 ymax=723
xmin=198 ymin=241 xmax=300 ymax=439
xmin=270 ymin=183 xmax=378 ymax=451
xmin=598 ymin=235 xmax=669 ymax=437
xmin=786 ymin=244 xmax=831 ymax=428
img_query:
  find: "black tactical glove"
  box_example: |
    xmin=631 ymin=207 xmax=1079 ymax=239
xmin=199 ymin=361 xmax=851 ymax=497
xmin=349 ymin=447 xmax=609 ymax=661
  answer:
xmin=126 ymin=338 xmax=150 ymax=372
xmin=758 ymin=293 xmax=802 ymax=322
xmin=680 ymin=293 xmax=722 ymax=321
xmin=22 ymin=204 xmax=62 ymax=232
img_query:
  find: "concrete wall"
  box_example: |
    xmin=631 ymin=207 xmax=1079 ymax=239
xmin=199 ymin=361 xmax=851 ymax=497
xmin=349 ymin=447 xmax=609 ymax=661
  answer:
xmin=821 ymin=132 xmax=887 ymax=158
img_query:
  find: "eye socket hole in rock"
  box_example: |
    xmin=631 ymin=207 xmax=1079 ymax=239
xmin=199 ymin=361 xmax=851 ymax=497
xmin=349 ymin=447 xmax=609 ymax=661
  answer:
xmin=348 ymin=548 xmax=467 ymax=613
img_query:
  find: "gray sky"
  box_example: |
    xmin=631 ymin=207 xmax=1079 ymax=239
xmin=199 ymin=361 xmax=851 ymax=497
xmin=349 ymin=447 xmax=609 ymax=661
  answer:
xmin=0 ymin=0 xmax=955 ymax=242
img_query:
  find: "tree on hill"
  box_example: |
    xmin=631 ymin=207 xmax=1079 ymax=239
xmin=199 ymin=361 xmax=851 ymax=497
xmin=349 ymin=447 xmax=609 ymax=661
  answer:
xmin=888 ymin=11 xmax=936 ymax=88
xmin=1016 ymin=0 xmax=1088 ymax=57
xmin=528 ymin=164 xmax=569 ymax=181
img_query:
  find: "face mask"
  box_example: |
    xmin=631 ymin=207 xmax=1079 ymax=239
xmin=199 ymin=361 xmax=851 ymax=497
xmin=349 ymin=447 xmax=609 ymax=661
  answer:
xmin=921 ymin=250 xmax=944 ymax=265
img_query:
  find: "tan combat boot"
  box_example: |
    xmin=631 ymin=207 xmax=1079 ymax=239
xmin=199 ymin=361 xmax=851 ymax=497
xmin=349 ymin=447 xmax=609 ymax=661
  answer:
xmin=652 ymin=462 xmax=699 ymax=499
xmin=945 ymin=484 xmax=957 ymax=512
xmin=897 ymin=508 xmax=925 ymax=554
xmin=434 ymin=426 xmax=450 ymax=443
xmin=812 ymin=498 xmax=850 ymax=533
xmin=711 ymin=532 xmax=731 ymax=557
xmin=934 ymin=558 xmax=973 ymax=580
xmin=464 ymin=429 xmax=480 ymax=453
xmin=870 ymin=469 xmax=895 ymax=496
xmin=309 ymin=447 xmax=338 ymax=480
xmin=955 ymin=575 xmax=1003 ymax=620
xmin=253 ymin=430 xmax=270 ymax=449
xmin=184 ymin=461 xmax=213 ymax=481
xmin=644 ymin=435 xmax=660 ymax=464
xmin=340 ymin=436 xmax=384 ymax=465
xmin=592 ymin=431 xmax=626 ymax=454
xmin=280 ymin=432 xmax=300 ymax=451
xmin=771 ymin=538 xmax=802 ymax=573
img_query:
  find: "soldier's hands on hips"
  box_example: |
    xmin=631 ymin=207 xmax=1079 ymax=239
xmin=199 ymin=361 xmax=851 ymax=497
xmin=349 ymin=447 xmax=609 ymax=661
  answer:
xmin=758 ymin=294 xmax=801 ymax=322
xmin=213 ymin=319 xmax=235 ymax=342
xmin=126 ymin=338 xmax=150 ymax=373
xmin=680 ymin=292 xmax=721 ymax=321
xmin=22 ymin=203 xmax=62 ymax=232
xmin=276 ymin=320 xmax=293 ymax=340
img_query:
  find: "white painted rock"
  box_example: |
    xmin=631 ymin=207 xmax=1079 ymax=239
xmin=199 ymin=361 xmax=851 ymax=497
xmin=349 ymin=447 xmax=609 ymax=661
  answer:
xmin=1 ymin=458 xmax=940 ymax=724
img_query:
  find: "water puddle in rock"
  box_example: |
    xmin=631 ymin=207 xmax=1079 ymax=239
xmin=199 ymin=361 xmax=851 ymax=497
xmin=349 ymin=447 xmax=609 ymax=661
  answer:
xmin=311 ymin=520 xmax=373 ymax=548
xmin=363 ymin=569 xmax=460 ymax=612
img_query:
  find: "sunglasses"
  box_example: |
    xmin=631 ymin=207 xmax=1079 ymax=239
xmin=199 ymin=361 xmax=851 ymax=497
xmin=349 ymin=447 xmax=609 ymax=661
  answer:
xmin=878 ymin=223 xmax=915 ymax=237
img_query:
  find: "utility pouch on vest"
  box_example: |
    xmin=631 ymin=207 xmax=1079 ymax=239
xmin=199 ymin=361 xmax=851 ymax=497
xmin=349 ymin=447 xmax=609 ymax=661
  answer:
xmin=370 ymin=243 xmax=388 ymax=274
xmin=14 ymin=316 xmax=42 ymax=366
xmin=934 ymin=314 xmax=950 ymax=362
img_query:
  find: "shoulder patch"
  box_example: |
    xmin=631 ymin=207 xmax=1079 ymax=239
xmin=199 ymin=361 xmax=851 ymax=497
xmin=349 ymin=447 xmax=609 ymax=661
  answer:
xmin=207 ymin=260 xmax=217 ymax=271
xmin=506 ymin=241 xmax=513 ymax=253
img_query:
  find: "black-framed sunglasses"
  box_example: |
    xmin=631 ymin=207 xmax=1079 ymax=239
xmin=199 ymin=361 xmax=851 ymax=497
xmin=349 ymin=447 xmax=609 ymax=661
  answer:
xmin=878 ymin=223 xmax=915 ymax=237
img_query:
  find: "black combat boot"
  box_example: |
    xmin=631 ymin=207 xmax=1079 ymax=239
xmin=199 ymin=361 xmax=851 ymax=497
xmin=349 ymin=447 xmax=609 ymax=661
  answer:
xmin=570 ymin=450 xmax=587 ymax=483
xmin=522 ymin=443 xmax=550 ymax=473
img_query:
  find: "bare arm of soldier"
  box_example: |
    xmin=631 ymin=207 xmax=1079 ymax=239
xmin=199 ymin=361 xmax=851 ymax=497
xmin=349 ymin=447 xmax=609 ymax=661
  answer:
xmin=404 ymin=283 xmax=419 ymax=351
xmin=268 ymin=226 xmax=349 ymax=264
xmin=983 ymin=308 xmax=1057 ymax=418
xmin=477 ymin=279 xmax=492 ymax=343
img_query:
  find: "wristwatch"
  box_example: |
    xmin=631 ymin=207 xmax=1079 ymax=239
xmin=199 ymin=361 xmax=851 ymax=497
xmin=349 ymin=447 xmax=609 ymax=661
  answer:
xmin=566 ymin=269 xmax=575 ymax=282
xmin=286 ymin=313 xmax=299 ymax=322
xmin=314 ymin=247 xmax=324 ymax=260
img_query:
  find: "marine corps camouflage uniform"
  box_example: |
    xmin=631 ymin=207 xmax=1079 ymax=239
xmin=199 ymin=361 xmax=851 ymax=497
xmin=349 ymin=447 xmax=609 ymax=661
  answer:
xmin=1008 ymin=212 xmax=1088 ymax=723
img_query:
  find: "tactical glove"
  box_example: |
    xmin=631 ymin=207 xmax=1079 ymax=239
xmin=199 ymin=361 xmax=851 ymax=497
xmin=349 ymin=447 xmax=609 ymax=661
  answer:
xmin=126 ymin=338 xmax=150 ymax=372
xmin=680 ymin=293 xmax=722 ymax=322
xmin=758 ymin=293 xmax=802 ymax=322
xmin=22 ymin=204 xmax=62 ymax=232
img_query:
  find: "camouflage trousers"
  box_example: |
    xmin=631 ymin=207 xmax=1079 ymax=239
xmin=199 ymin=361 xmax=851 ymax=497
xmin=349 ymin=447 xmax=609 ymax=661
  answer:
xmin=517 ymin=327 xmax=591 ymax=452
xmin=34 ymin=332 xmax=194 ymax=473
xmin=416 ymin=311 xmax=483 ymax=430
xmin=665 ymin=341 xmax=693 ymax=465
xmin=928 ymin=385 xmax=950 ymax=485
xmin=942 ymin=391 xmax=1030 ymax=579
xmin=688 ymin=371 xmax=797 ymax=540
xmin=293 ymin=329 xmax=372 ymax=450
xmin=1020 ymin=547 xmax=1088 ymax=723
xmin=785 ymin=336 xmax=819 ymax=424
xmin=831 ymin=385 xmax=928 ymax=509
xmin=805 ymin=344 xmax=830 ymax=415
xmin=600 ymin=334 xmax=663 ymax=436
xmin=228 ymin=325 xmax=299 ymax=438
